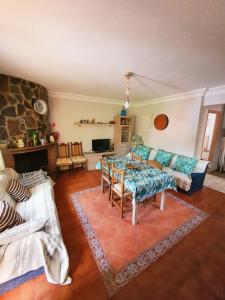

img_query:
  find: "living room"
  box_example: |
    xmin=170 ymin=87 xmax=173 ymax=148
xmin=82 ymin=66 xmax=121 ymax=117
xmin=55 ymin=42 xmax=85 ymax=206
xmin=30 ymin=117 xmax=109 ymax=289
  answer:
xmin=0 ymin=1 xmax=225 ymax=300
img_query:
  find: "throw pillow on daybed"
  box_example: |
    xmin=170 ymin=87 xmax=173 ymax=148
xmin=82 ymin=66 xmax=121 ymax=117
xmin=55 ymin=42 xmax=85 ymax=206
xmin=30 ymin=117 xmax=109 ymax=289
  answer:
xmin=19 ymin=169 xmax=49 ymax=189
xmin=173 ymin=155 xmax=197 ymax=176
xmin=135 ymin=145 xmax=151 ymax=160
xmin=0 ymin=201 xmax=24 ymax=233
xmin=0 ymin=168 xmax=19 ymax=208
xmin=8 ymin=179 xmax=31 ymax=202
xmin=155 ymin=149 xmax=174 ymax=167
xmin=0 ymin=218 xmax=48 ymax=246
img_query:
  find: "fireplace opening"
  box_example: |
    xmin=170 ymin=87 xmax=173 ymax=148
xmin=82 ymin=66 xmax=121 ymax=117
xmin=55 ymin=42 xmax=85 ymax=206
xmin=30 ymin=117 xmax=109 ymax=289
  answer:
xmin=14 ymin=149 xmax=48 ymax=173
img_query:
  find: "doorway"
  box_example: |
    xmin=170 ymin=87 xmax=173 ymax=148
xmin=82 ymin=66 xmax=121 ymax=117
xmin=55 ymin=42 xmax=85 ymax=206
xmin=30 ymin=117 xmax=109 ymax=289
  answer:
xmin=201 ymin=110 xmax=222 ymax=161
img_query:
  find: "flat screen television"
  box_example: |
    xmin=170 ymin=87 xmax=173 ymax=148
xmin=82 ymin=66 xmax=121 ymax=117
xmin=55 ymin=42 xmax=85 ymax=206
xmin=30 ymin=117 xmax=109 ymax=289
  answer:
xmin=92 ymin=139 xmax=110 ymax=152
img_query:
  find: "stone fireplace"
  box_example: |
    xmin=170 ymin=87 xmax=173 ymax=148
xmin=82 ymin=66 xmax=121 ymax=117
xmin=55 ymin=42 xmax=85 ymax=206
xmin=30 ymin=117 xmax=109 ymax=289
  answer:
xmin=0 ymin=74 xmax=50 ymax=146
xmin=0 ymin=74 xmax=57 ymax=176
xmin=14 ymin=149 xmax=48 ymax=173
xmin=1 ymin=143 xmax=57 ymax=176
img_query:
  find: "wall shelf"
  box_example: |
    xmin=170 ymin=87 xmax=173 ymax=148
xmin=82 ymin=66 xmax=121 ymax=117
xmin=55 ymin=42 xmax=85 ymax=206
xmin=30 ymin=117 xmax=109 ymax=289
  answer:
xmin=74 ymin=122 xmax=115 ymax=127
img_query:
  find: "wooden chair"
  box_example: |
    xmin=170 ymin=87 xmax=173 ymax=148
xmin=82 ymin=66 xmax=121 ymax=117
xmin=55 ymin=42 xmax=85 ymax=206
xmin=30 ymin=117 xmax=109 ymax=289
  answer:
xmin=100 ymin=159 xmax=112 ymax=201
xmin=131 ymin=152 xmax=142 ymax=163
xmin=70 ymin=142 xmax=87 ymax=170
xmin=147 ymin=160 xmax=162 ymax=170
xmin=56 ymin=143 xmax=73 ymax=172
xmin=110 ymin=166 xmax=132 ymax=218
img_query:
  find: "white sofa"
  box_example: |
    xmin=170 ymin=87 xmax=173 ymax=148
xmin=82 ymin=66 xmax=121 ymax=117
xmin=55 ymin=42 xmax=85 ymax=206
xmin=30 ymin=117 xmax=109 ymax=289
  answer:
xmin=147 ymin=149 xmax=209 ymax=194
xmin=128 ymin=147 xmax=209 ymax=195
xmin=0 ymin=168 xmax=71 ymax=294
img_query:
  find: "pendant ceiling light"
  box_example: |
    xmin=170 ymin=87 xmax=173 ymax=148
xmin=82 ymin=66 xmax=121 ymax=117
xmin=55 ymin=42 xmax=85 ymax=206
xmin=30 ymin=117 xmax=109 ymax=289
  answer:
xmin=124 ymin=72 xmax=133 ymax=109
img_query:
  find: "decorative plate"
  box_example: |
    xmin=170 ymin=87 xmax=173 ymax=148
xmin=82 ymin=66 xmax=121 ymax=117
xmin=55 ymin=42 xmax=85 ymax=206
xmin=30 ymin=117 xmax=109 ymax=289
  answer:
xmin=34 ymin=100 xmax=48 ymax=115
xmin=154 ymin=114 xmax=169 ymax=130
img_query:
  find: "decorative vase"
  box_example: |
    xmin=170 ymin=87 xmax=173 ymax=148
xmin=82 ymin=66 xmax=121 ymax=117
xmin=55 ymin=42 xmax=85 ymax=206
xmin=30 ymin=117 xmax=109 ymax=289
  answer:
xmin=49 ymin=135 xmax=55 ymax=143
xmin=120 ymin=107 xmax=127 ymax=116
xmin=16 ymin=139 xmax=25 ymax=148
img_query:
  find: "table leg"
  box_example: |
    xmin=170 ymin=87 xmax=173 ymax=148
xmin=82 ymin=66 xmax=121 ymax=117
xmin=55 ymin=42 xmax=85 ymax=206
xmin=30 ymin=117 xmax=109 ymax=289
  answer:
xmin=160 ymin=191 xmax=165 ymax=210
xmin=156 ymin=191 xmax=166 ymax=210
xmin=132 ymin=195 xmax=138 ymax=225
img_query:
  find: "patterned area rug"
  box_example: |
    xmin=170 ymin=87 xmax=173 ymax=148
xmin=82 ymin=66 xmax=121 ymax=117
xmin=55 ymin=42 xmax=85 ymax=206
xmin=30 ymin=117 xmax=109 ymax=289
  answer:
xmin=72 ymin=187 xmax=208 ymax=296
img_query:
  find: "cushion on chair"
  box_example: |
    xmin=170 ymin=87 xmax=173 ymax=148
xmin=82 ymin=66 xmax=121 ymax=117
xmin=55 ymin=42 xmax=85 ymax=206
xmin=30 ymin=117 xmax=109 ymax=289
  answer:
xmin=172 ymin=155 xmax=197 ymax=176
xmin=155 ymin=149 xmax=174 ymax=167
xmin=56 ymin=157 xmax=73 ymax=166
xmin=0 ymin=201 xmax=24 ymax=233
xmin=8 ymin=179 xmax=31 ymax=202
xmin=162 ymin=167 xmax=192 ymax=191
xmin=112 ymin=183 xmax=131 ymax=197
xmin=71 ymin=155 xmax=87 ymax=164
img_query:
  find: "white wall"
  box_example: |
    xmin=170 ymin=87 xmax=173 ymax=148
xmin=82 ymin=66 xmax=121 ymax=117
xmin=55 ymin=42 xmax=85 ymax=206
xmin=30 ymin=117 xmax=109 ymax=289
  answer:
xmin=49 ymin=86 xmax=225 ymax=159
xmin=49 ymin=96 xmax=121 ymax=152
xmin=204 ymin=86 xmax=225 ymax=106
xmin=130 ymin=96 xmax=202 ymax=157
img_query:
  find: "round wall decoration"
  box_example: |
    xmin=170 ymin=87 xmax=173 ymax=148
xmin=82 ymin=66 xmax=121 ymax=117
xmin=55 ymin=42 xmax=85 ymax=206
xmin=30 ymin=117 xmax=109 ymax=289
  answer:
xmin=34 ymin=100 xmax=48 ymax=115
xmin=154 ymin=114 xmax=169 ymax=130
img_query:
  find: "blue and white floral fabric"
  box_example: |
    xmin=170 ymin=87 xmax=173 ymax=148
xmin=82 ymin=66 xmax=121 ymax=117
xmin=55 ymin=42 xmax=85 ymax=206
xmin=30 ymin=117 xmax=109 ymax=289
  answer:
xmin=135 ymin=145 xmax=151 ymax=160
xmin=173 ymin=155 xmax=197 ymax=176
xmin=96 ymin=157 xmax=176 ymax=202
xmin=155 ymin=149 xmax=174 ymax=167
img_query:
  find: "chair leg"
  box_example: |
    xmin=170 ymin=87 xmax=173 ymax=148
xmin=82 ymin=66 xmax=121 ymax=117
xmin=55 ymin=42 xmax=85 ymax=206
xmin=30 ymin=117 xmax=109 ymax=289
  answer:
xmin=69 ymin=165 xmax=72 ymax=174
xmin=108 ymin=183 xmax=111 ymax=201
xmin=111 ymin=190 xmax=114 ymax=207
xmin=101 ymin=177 xmax=104 ymax=193
xmin=121 ymin=196 xmax=124 ymax=218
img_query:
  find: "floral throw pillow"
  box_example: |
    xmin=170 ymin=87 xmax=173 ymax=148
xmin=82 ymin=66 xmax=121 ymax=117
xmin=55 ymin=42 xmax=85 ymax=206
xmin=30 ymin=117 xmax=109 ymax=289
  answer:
xmin=135 ymin=145 xmax=151 ymax=160
xmin=155 ymin=149 xmax=174 ymax=167
xmin=173 ymin=155 xmax=197 ymax=176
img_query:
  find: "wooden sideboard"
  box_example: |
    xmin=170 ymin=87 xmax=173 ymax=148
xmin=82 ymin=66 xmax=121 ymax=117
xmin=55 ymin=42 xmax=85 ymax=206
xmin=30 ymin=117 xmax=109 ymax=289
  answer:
xmin=84 ymin=151 xmax=116 ymax=170
xmin=1 ymin=143 xmax=57 ymax=177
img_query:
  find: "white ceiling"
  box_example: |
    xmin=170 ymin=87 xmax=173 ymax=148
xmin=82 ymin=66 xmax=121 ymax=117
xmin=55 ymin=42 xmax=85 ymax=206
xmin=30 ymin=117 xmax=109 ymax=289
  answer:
xmin=0 ymin=0 xmax=225 ymax=102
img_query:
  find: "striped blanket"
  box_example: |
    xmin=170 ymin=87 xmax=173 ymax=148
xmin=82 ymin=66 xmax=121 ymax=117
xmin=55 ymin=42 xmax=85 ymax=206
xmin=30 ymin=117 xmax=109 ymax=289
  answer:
xmin=0 ymin=177 xmax=71 ymax=291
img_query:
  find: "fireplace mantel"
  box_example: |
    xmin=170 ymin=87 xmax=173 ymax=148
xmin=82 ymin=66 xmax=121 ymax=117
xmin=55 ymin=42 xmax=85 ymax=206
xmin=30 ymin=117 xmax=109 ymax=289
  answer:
xmin=2 ymin=143 xmax=57 ymax=177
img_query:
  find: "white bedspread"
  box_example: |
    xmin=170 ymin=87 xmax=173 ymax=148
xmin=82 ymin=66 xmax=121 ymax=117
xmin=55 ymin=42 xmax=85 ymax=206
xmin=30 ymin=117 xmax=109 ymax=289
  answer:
xmin=0 ymin=182 xmax=71 ymax=285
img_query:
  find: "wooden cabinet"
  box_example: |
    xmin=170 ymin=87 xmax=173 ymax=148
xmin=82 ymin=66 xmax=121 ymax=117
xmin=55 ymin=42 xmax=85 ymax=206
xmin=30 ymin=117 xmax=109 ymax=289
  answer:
xmin=84 ymin=151 xmax=116 ymax=170
xmin=113 ymin=115 xmax=135 ymax=156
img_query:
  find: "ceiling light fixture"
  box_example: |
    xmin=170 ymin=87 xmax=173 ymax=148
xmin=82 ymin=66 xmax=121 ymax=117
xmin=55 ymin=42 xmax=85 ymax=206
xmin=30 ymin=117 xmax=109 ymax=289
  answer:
xmin=124 ymin=72 xmax=133 ymax=109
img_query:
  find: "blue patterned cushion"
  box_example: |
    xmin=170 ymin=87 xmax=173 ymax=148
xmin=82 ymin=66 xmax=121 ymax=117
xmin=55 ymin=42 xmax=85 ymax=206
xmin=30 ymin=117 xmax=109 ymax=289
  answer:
xmin=135 ymin=145 xmax=151 ymax=160
xmin=173 ymin=155 xmax=197 ymax=176
xmin=155 ymin=149 xmax=174 ymax=167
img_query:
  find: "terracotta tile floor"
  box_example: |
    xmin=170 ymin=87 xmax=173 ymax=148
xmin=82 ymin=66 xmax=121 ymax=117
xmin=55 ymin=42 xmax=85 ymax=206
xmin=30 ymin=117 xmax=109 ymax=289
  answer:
xmin=2 ymin=169 xmax=225 ymax=300
xmin=77 ymin=187 xmax=196 ymax=272
xmin=204 ymin=172 xmax=225 ymax=193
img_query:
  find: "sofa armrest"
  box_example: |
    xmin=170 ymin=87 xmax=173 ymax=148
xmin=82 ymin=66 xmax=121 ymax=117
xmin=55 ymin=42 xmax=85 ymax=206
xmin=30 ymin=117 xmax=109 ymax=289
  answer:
xmin=187 ymin=166 xmax=208 ymax=195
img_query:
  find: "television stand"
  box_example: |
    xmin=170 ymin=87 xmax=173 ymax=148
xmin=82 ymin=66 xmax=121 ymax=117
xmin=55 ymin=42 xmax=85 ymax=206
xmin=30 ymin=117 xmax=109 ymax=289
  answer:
xmin=84 ymin=151 xmax=116 ymax=170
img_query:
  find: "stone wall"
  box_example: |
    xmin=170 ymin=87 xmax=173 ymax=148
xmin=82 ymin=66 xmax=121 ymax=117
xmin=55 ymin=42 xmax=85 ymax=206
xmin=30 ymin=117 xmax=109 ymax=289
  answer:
xmin=0 ymin=74 xmax=50 ymax=147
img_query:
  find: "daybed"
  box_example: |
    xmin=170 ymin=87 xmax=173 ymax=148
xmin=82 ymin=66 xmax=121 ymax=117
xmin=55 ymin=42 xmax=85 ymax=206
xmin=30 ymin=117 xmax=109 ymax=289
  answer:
xmin=0 ymin=168 xmax=71 ymax=294
xmin=129 ymin=145 xmax=209 ymax=195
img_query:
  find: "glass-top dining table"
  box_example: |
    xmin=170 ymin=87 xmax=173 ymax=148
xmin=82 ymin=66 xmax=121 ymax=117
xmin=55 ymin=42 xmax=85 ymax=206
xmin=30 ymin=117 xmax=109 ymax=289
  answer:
xmin=96 ymin=157 xmax=177 ymax=225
